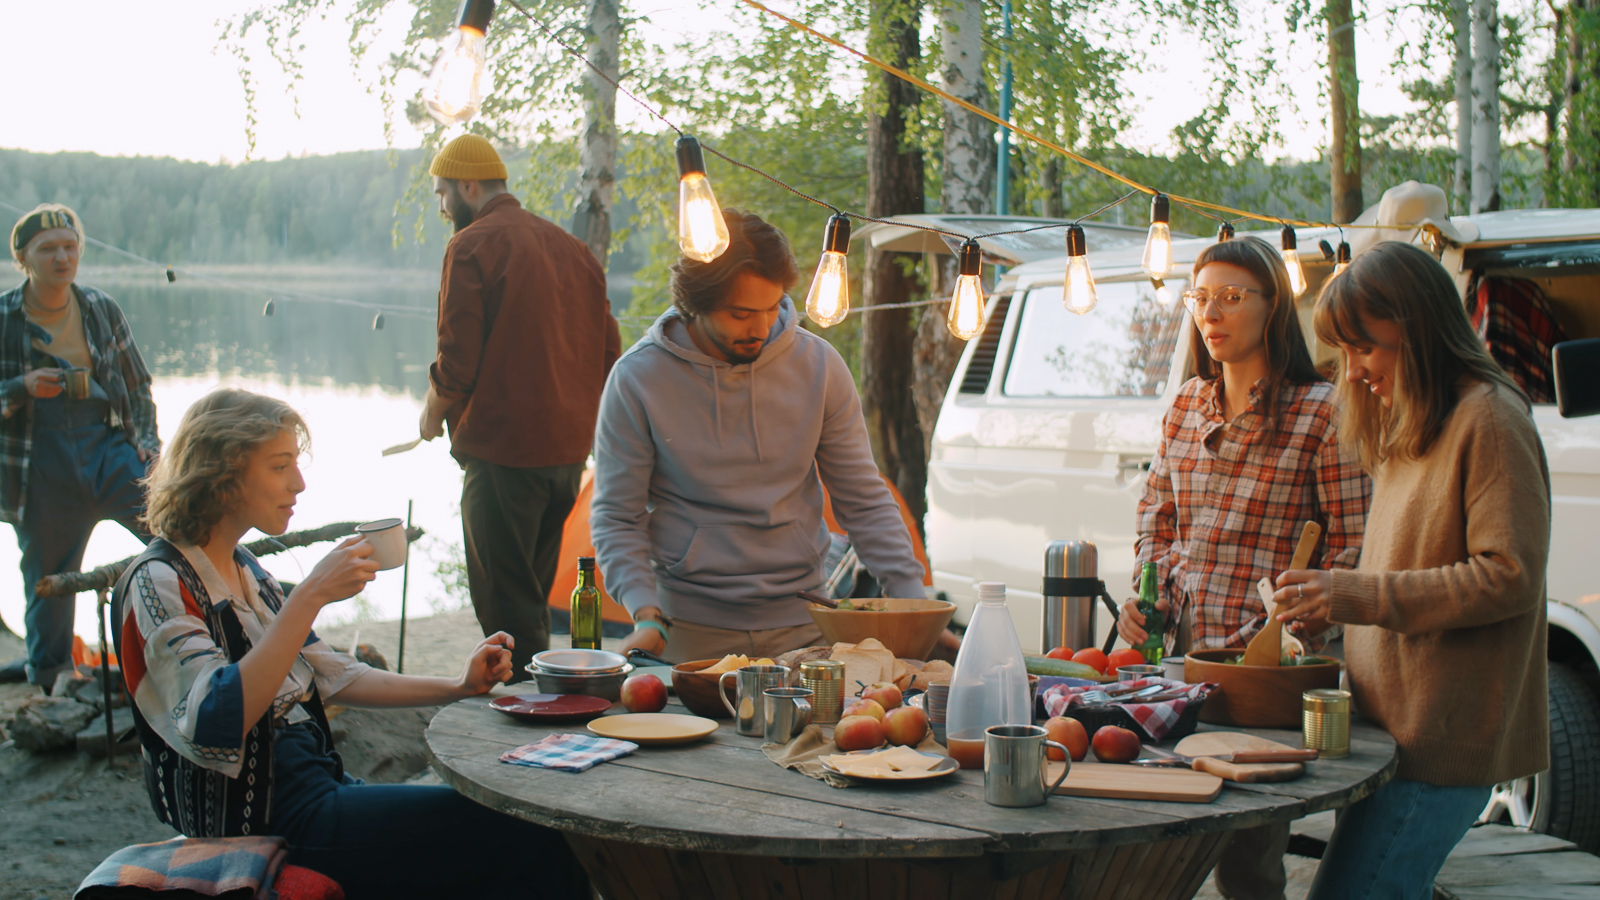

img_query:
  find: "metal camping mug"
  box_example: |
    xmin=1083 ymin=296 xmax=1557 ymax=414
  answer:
xmin=983 ymin=724 xmax=1071 ymax=808
xmin=719 ymin=665 xmax=791 ymax=737
xmin=761 ymin=686 xmax=813 ymax=745
xmin=62 ymin=367 xmax=91 ymax=400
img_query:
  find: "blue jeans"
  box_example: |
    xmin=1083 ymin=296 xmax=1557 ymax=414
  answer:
xmin=1307 ymin=776 xmax=1490 ymax=900
xmin=19 ymin=385 xmax=148 ymax=686
xmin=266 ymin=723 xmax=588 ymax=900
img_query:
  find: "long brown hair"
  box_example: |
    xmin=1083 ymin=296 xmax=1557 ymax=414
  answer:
xmin=1188 ymin=235 xmax=1322 ymax=432
xmin=1313 ymin=241 xmax=1525 ymax=468
xmin=143 ymin=390 xmax=310 ymax=545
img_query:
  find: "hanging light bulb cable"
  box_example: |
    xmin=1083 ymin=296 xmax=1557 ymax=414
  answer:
xmin=675 ymin=135 xmax=732 ymax=262
xmin=1280 ymin=224 xmax=1307 ymax=296
xmin=946 ymin=241 xmax=987 ymax=340
xmin=1141 ymin=193 xmax=1173 ymax=279
xmin=805 ymin=213 xmax=852 ymax=326
xmin=423 ymin=0 xmax=497 ymax=126
xmin=1063 ymin=224 xmax=1099 ymax=315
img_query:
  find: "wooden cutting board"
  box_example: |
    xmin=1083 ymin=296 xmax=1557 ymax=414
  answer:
xmin=1048 ymin=760 xmax=1222 ymax=803
xmin=1173 ymin=732 xmax=1306 ymax=783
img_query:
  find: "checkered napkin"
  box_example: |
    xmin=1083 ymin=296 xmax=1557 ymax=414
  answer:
xmin=1040 ymin=678 xmax=1215 ymax=742
xmin=499 ymin=733 xmax=639 ymax=772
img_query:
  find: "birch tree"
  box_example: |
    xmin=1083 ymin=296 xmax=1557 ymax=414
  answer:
xmin=1471 ymin=0 xmax=1503 ymax=211
xmin=1454 ymin=0 xmax=1473 ymax=208
xmin=573 ymin=0 xmax=620 ymax=263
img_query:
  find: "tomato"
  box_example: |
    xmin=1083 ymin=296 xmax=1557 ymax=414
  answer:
xmin=1071 ymin=647 xmax=1109 ymax=674
xmin=1045 ymin=646 xmax=1075 ymax=661
xmin=1106 ymin=648 xmax=1147 ymax=671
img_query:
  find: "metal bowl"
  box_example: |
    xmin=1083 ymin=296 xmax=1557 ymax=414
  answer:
xmin=531 ymin=648 xmax=629 ymax=675
xmin=525 ymin=661 xmax=634 ymax=702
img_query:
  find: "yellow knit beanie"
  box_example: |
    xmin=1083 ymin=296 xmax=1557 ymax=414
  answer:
xmin=429 ymin=134 xmax=508 ymax=181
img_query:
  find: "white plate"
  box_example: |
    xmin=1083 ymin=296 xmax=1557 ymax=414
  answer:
xmin=819 ymin=747 xmax=960 ymax=782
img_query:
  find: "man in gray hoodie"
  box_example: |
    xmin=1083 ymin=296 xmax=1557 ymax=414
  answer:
xmin=591 ymin=210 xmax=927 ymax=662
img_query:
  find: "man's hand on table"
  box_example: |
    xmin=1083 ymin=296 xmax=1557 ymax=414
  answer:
xmin=459 ymin=632 xmax=515 ymax=695
xmin=620 ymin=609 xmax=669 ymax=657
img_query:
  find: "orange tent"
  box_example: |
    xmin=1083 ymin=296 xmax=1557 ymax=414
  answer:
xmin=548 ymin=469 xmax=932 ymax=625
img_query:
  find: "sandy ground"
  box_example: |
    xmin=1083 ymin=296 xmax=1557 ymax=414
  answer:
xmin=0 ymin=614 xmax=1318 ymax=900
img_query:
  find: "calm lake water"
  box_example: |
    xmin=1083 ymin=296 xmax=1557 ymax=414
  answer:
xmin=1 ymin=265 xmax=488 ymax=645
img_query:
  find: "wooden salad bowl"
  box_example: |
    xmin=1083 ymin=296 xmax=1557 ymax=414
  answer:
xmin=807 ymin=597 xmax=955 ymax=661
xmin=1185 ymin=648 xmax=1341 ymax=728
xmin=670 ymin=659 xmax=740 ymax=719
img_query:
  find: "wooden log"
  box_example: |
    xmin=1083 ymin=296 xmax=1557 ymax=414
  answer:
xmin=34 ymin=522 xmax=424 ymax=597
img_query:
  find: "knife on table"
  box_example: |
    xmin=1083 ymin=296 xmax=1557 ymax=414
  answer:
xmin=1131 ymin=747 xmax=1319 ymax=767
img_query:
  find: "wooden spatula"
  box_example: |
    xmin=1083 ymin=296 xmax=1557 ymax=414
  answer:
xmin=1240 ymin=521 xmax=1322 ymax=667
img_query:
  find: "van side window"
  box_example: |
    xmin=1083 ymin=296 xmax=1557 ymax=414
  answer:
xmin=1002 ymin=280 xmax=1187 ymax=397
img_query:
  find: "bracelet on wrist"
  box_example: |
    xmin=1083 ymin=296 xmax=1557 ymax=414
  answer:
xmin=633 ymin=618 xmax=670 ymax=642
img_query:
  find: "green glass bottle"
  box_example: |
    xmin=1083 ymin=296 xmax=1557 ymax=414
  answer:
xmin=1135 ymin=561 xmax=1166 ymax=664
xmin=570 ymin=557 xmax=602 ymax=650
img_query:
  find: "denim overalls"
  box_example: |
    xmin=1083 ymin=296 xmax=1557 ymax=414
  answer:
xmin=19 ymin=358 xmax=148 ymax=687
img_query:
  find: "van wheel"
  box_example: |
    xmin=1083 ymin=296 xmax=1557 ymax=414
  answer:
xmin=1479 ymin=662 xmax=1600 ymax=852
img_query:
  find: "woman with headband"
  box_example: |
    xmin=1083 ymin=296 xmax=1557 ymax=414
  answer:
xmin=0 ymin=204 xmax=160 ymax=689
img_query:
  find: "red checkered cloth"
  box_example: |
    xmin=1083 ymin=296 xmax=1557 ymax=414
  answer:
xmin=1040 ymin=678 xmax=1215 ymax=741
xmin=1468 ymin=274 xmax=1566 ymax=404
xmin=499 ymin=733 xmax=639 ymax=772
xmin=75 ymin=836 xmax=343 ymax=899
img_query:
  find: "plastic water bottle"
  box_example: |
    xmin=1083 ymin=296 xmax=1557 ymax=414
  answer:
xmin=944 ymin=582 xmax=1032 ymax=769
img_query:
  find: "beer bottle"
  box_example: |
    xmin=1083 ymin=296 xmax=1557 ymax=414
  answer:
xmin=1135 ymin=562 xmax=1165 ymax=664
xmin=570 ymin=557 xmax=602 ymax=650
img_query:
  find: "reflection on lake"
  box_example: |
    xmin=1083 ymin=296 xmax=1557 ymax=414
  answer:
xmin=1 ymin=266 xmax=480 ymax=646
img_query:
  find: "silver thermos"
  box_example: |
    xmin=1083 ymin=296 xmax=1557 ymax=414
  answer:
xmin=1042 ymin=541 xmax=1099 ymax=654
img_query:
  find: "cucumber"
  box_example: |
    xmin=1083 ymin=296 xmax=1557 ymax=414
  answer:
xmin=1024 ymin=656 xmax=1105 ymax=679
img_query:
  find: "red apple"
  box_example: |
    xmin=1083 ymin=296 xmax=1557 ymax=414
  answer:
xmin=861 ymin=682 xmax=903 ymax=711
xmin=834 ymin=715 xmax=886 ymax=751
xmin=1043 ymin=716 xmax=1089 ymax=762
xmin=1091 ymin=725 xmax=1142 ymax=763
xmin=882 ymin=706 xmax=928 ymax=746
xmin=620 ymin=674 xmax=668 ymax=713
xmin=842 ymin=698 xmax=886 ymax=722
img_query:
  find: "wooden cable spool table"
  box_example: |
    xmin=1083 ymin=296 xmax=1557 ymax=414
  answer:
xmin=426 ymin=689 xmax=1396 ymax=900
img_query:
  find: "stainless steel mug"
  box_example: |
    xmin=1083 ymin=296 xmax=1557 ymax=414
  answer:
xmin=719 ymin=665 xmax=790 ymax=737
xmin=983 ymin=724 xmax=1071 ymax=808
xmin=761 ymin=686 xmax=813 ymax=744
xmin=62 ymin=367 xmax=91 ymax=400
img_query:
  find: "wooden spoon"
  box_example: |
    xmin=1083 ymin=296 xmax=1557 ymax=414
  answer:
xmin=1240 ymin=521 xmax=1322 ymax=667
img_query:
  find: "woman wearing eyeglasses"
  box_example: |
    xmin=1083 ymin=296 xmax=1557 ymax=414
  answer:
xmin=1117 ymin=234 xmax=1371 ymax=900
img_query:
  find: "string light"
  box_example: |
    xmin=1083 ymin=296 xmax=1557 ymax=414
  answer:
xmin=1141 ymin=193 xmax=1173 ymax=279
xmin=1216 ymin=222 xmax=1235 ymax=242
xmin=424 ymin=0 xmax=496 ymax=126
xmin=1063 ymin=224 xmax=1098 ymax=315
xmin=1280 ymin=225 xmax=1307 ymax=296
xmin=947 ymin=240 xmax=985 ymax=340
xmin=1333 ymin=241 xmax=1352 ymax=277
xmin=805 ymin=213 xmax=851 ymax=327
xmin=675 ymin=136 xmax=731 ymax=263
xmin=1150 ymin=277 xmax=1175 ymax=306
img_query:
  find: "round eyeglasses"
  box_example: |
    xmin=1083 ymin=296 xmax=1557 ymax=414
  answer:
xmin=1182 ymin=285 xmax=1268 ymax=316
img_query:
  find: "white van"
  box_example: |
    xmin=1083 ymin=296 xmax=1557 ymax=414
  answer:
xmin=861 ymin=205 xmax=1600 ymax=849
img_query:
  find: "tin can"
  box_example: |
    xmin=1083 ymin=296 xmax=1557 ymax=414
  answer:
xmin=800 ymin=659 xmax=845 ymax=725
xmin=1303 ymin=689 xmax=1351 ymax=759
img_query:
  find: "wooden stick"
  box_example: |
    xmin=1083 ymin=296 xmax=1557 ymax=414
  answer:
xmin=34 ymin=522 xmax=426 ymax=597
xmin=1240 ymin=521 xmax=1322 ymax=667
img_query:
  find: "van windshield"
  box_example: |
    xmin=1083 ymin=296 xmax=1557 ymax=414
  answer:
xmin=1003 ymin=280 xmax=1187 ymax=398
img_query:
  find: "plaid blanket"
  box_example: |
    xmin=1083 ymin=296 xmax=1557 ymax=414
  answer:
xmin=1040 ymin=678 xmax=1214 ymax=741
xmin=500 ymin=733 xmax=639 ymax=772
xmin=75 ymin=836 xmax=343 ymax=899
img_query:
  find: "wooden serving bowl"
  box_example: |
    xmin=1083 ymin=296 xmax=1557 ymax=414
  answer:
xmin=1185 ymin=649 xmax=1341 ymax=728
xmin=670 ymin=659 xmax=738 ymax=719
xmin=807 ymin=597 xmax=955 ymax=660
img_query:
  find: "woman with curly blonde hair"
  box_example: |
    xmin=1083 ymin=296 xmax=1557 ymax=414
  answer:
xmin=1 ymin=203 xmax=160 ymax=689
xmin=115 ymin=388 xmax=587 ymax=899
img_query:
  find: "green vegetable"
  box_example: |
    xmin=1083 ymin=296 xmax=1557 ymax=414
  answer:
xmin=835 ymin=599 xmax=854 ymax=610
xmin=1024 ymin=656 xmax=1105 ymax=679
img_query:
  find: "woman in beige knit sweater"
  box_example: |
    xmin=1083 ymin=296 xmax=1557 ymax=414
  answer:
xmin=1273 ymin=241 xmax=1550 ymax=900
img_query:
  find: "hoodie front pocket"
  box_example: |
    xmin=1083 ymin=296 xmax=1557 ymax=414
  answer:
xmin=665 ymin=522 xmax=821 ymax=581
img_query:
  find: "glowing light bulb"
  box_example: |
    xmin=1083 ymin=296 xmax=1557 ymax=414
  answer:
xmin=947 ymin=240 xmax=986 ymax=340
xmin=424 ymin=2 xmax=497 ymax=127
xmin=1333 ymin=241 xmax=1352 ymax=277
xmin=1063 ymin=224 xmax=1098 ymax=315
xmin=1280 ymin=224 xmax=1306 ymax=296
xmin=1216 ymin=222 xmax=1235 ymax=242
xmin=805 ymin=214 xmax=851 ymax=327
xmin=675 ymin=136 xmax=730 ymax=263
xmin=1141 ymin=193 xmax=1173 ymax=279
xmin=1151 ymin=277 xmax=1175 ymax=306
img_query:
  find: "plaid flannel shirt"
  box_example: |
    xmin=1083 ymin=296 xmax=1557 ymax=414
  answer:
xmin=1135 ymin=376 xmax=1371 ymax=651
xmin=0 ymin=282 xmax=160 ymax=524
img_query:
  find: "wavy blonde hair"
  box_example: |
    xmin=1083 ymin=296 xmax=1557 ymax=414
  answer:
xmin=143 ymin=390 xmax=309 ymax=545
xmin=1313 ymin=241 xmax=1524 ymax=469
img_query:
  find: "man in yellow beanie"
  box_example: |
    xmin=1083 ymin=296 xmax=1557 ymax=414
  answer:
xmin=419 ymin=134 xmax=621 ymax=676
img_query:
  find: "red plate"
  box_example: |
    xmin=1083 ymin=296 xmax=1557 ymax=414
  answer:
xmin=490 ymin=694 xmax=613 ymax=722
